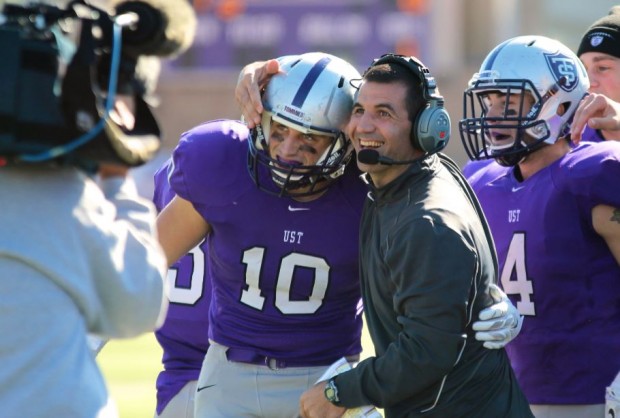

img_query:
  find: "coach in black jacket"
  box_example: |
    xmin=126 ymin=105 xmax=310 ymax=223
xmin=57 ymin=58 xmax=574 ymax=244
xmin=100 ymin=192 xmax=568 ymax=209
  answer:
xmin=300 ymin=55 xmax=533 ymax=418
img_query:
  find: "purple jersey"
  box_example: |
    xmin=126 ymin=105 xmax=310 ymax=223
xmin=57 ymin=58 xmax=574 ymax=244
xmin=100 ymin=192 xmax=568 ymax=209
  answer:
xmin=461 ymin=158 xmax=498 ymax=180
xmin=170 ymin=119 xmax=365 ymax=366
xmin=580 ymin=125 xmax=605 ymax=143
xmin=152 ymin=160 xmax=212 ymax=414
xmin=467 ymin=141 xmax=620 ymax=404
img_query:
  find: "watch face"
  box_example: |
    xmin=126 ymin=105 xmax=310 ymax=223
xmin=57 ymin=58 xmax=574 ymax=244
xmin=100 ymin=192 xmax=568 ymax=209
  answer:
xmin=324 ymin=380 xmax=339 ymax=404
xmin=325 ymin=387 xmax=336 ymax=400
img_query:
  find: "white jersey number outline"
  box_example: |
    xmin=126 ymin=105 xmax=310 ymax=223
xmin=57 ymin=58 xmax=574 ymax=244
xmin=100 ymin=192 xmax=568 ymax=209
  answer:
xmin=240 ymin=246 xmax=329 ymax=314
xmin=500 ymin=232 xmax=536 ymax=316
xmin=166 ymin=244 xmax=206 ymax=305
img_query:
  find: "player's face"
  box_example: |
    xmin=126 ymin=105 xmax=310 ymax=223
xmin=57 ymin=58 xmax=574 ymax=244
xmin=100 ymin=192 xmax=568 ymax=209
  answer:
xmin=580 ymin=52 xmax=620 ymax=103
xmin=482 ymin=91 xmax=535 ymax=149
xmin=348 ymin=80 xmax=417 ymax=188
xmin=267 ymin=120 xmax=335 ymax=170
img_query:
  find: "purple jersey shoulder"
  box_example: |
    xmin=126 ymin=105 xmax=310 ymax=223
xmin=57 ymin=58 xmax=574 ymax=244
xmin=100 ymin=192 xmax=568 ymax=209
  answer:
xmin=171 ymin=119 xmax=252 ymax=207
xmin=553 ymin=141 xmax=620 ymax=208
xmin=463 ymin=158 xmax=504 ymax=185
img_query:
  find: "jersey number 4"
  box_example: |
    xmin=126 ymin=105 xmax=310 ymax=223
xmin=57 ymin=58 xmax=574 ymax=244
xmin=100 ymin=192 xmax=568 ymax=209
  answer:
xmin=500 ymin=232 xmax=536 ymax=316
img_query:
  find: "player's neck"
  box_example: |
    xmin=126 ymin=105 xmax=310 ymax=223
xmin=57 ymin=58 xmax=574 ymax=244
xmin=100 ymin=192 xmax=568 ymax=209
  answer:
xmin=518 ymin=139 xmax=570 ymax=180
xmin=292 ymin=188 xmax=328 ymax=202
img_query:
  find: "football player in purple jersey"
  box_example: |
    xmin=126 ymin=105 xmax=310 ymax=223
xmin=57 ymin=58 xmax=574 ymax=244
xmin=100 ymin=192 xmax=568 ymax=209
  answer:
xmin=576 ymin=6 xmax=620 ymax=142
xmin=152 ymin=159 xmax=211 ymax=418
xmin=459 ymin=35 xmax=620 ymax=418
xmin=156 ymin=52 xmax=368 ymax=418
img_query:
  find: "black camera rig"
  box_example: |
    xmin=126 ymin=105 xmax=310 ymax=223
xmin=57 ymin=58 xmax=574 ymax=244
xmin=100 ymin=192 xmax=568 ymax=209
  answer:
xmin=0 ymin=1 xmax=160 ymax=168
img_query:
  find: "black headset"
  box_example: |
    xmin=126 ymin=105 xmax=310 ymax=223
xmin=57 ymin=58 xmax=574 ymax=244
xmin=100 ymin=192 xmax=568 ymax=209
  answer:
xmin=368 ymin=54 xmax=451 ymax=153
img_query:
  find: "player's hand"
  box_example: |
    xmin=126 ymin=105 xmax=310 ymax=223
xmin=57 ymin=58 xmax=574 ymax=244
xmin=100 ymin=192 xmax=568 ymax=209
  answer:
xmin=235 ymin=59 xmax=281 ymax=129
xmin=570 ymin=93 xmax=620 ymax=144
xmin=473 ymin=284 xmax=523 ymax=349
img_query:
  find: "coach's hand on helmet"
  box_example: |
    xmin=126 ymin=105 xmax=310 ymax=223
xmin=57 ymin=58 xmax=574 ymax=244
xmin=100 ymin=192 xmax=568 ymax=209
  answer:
xmin=235 ymin=59 xmax=281 ymax=129
xmin=473 ymin=284 xmax=524 ymax=349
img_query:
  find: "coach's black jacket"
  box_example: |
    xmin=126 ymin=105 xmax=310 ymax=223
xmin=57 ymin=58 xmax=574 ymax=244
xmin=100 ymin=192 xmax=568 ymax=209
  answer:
xmin=334 ymin=154 xmax=533 ymax=418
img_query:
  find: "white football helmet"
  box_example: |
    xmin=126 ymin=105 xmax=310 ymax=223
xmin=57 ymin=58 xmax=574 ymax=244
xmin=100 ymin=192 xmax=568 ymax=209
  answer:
xmin=459 ymin=35 xmax=589 ymax=166
xmin=247 ymin=52 xmax=360 ymax=197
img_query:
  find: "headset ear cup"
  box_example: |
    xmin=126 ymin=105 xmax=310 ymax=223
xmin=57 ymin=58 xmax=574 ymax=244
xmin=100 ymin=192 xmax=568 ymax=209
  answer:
xmin=413 ymin=104 xmax=451 ymax=152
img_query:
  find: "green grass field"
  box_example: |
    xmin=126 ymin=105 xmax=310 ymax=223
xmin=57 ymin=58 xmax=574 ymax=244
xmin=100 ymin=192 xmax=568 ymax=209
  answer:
xmin=97 ymin=324 xmax=379 ymax=418
xmin=97 ymin=333 xmax=162 ymax=418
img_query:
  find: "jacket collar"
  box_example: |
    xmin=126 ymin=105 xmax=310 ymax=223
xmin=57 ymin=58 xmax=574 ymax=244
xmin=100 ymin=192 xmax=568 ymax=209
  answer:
xmin=362 ymin=154 xmax=439 ymax=203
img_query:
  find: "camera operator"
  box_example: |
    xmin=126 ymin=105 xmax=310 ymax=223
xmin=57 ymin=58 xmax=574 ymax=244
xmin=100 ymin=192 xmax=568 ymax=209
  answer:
xmin=0 ymin=0 xmax=195 ymax=416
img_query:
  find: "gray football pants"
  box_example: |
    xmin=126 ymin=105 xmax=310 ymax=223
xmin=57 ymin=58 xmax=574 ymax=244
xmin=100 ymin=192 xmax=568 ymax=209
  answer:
xmin=194 ymin=342 xmax=328 ymax=418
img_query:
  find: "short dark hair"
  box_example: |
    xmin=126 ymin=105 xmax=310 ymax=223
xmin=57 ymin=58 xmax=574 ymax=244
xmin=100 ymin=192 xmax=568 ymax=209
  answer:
xmin=361 ymin=62 xmax=427 ymax=125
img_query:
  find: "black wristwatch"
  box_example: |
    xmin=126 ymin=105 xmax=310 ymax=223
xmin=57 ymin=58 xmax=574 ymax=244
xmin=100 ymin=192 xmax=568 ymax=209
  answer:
xmin=324 ymin=378 xmax=341 ymax=406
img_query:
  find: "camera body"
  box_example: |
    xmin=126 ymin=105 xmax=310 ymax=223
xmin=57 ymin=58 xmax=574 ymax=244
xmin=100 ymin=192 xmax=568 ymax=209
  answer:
xmin=0 ymin=1 xmax=161 ymax=167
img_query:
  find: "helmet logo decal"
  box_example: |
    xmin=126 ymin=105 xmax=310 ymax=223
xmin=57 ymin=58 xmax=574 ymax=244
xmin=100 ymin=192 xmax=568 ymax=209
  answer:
xmin=284 ymin=105 xmax=305 ymax=120
xmin=544 ymin=52 xmax=578 ymax=92
xmin=291 ymin=56 xmax=332 ymax=107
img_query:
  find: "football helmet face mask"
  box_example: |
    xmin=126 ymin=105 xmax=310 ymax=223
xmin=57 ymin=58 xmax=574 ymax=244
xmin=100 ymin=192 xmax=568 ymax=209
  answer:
xmin=459 ymin=36 xmax=589 ymax=166
xmin=247 ymin=52 xmax=360 ymax=198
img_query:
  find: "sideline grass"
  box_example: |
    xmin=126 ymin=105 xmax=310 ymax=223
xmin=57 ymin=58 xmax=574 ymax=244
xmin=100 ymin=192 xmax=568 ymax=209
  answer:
xmin=97 ymin=333 xmax=162 ymax=418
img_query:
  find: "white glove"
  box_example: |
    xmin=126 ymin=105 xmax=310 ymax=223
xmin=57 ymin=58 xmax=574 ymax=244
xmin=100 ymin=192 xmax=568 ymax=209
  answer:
xmin=606 ymin=371 xmax=620 ymax=418
xmin=473 ymin=284 xmax=523 ymax=349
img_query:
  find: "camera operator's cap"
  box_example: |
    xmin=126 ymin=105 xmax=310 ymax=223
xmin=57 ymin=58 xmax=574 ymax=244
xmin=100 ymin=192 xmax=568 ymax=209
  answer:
xmin=577 ymin=6 xmax=620 ymax=59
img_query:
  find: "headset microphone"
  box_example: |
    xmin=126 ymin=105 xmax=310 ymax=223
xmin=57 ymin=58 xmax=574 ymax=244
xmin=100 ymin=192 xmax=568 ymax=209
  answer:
xmin=357 ymin=147 xmax=446 ymax=166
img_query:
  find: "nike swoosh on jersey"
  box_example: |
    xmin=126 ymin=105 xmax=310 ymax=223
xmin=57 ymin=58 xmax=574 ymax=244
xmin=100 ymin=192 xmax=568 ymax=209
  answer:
xmin=197 ymin=384 xmax=216 ymax=392
xmin=288 ymin=205 xmax=310 ymax=212
xmin=511 ymin=186 xmax=525 ymax=192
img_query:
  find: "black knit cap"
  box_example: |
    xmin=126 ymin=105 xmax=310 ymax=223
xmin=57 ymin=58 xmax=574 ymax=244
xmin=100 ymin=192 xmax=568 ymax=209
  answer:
xmin=577 ymin=6 xmax=620 ymax=58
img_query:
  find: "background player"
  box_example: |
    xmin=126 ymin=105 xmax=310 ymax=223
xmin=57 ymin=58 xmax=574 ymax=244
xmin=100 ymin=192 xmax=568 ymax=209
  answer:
xmin=460 ymin=35 xmax=620 ymax=418
xmin=153 ymin=160 xmax=211 ymax=418
xmin=577 ymin=5 xmax=620 ymax=142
